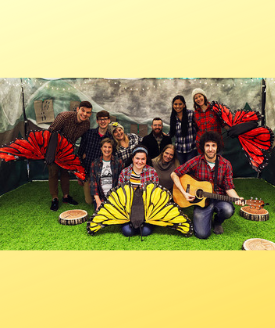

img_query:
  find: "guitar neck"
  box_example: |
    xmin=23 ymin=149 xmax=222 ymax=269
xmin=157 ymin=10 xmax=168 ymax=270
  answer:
xmin=202 ymin=191 xmax=239 ymax=203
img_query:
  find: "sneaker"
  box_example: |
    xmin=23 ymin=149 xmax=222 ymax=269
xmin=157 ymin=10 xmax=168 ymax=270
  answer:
xmin=213 ymin=224 xmax=224 ymax=235
xmin=62 ymin=195 xmax=78 ymax=205
xmin=50 ymin=198 xmax=59 ymax=211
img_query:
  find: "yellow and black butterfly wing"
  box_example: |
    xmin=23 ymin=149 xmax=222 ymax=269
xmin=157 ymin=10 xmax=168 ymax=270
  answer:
xmin=143 ymin=182 xmax=193 ymax=236
xmin=87 ymin=183 xmax=133 ymax=235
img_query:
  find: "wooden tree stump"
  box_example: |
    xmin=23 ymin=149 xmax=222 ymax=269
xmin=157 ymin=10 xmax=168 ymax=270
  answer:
xmin=243 ymin=238 xmax=275 ymax=250
xmin=240 ymin=206 xmax=269 ymax=221
xmin=59 ymin=209 xmax=88 ymax=225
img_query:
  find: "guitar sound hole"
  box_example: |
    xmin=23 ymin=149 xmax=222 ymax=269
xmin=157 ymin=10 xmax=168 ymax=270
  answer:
xmin=196 ymin=189 xmax=203 ymax=199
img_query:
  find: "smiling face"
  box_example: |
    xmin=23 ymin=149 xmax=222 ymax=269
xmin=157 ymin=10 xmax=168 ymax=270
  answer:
xmin=162 ymin=147 xmax=174 ymax=163
xmin=152 ymin=119 xmax=163 ymax=136
xmin=132 ymin=152 xmax=147 ymax=173
xmin=194 ymin=93 xmax=206 ymax=108
xmin=173 ymin=99 xmax=185 ymax=114
xmin=97 ymin=116 xmax=110 ymax=129
xmin=204 ymin=141 xmax=217 ymax=162
xmin=101 ymin=142 xmax=113 ymax=160
xmin=113 ymin=127 xmax=125 ymax=141
xmin=76 ymin=106 xmax=92 ymax=122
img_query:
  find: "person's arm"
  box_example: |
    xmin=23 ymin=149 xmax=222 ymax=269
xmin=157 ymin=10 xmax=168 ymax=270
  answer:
xmin=78 ymin=131 xmax=87 ymax=158
xmin=170 ymin=172 xmax=195 ymax=202
xmin=94 ymin=195 xmax=102 ymax=211
xmin=226 ymin=189 xmax=244 ymax=205
xmin=48 ymin=113 xmax=64 ymax=132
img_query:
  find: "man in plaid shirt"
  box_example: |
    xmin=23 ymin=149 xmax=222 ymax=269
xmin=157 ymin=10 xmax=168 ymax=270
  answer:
xmin=78 ymin=110 xmax=112 ymax=204
xmin=171 ymin=131 xmax=243 ymax=239
xmin=48 ymin=101 xmax=92 ymax=211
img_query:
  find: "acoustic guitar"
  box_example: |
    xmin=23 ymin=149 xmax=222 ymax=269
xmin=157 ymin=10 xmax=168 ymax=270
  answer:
xmin=173 ymin=174 xmax=264 ymax=209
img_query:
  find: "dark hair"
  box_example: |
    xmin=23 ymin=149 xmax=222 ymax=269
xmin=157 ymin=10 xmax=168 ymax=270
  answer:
xmin=193 ymin=94 xmax=208 ymax=110
xmin=79 ymin=101 xmax=92 ymax=109
xmin=100 ymin=137 xmax=114 ymax=149
xmin=124 ymin=144 xmax=152 ymax=167
xmin=199 ymin=131 xmax=222 ymax=153
xmin=152 ymin=117 xmax=163 ymax=124
xmin=169 ymin=95 xmax=188 ymax=138
xmin=96 ymin=110 xmax=110 ymax=119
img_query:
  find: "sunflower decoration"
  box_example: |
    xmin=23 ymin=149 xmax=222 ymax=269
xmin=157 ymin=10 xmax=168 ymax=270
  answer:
xmin=87 ymin=182 xmax=193 ymax=237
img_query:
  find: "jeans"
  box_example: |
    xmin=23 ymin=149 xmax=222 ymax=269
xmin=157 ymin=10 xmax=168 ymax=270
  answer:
xmin=122 ymin=223 xmax=153 ymax=237
xmin=177 ymin=149 xmax=198 ymax=165
xmin=193 ymin=200 xmax=235 ymax=239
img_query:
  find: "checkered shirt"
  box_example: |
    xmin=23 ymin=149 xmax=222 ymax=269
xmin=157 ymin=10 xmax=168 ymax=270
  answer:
xmin=78 ymin=127 xmax=113 ymax=175
xmin=119 ymin=164 xmax=159 ymax=186
xmin=174 ymin=154 xmax=235 ymax=195
xmin=116 ymin=133 xmax=143 ymax=162
xmin=194 ymin=104 xmax=223 ymax=153
xmin=48 ymin=111 xmax=90 ymax=144
xmin=174 ymin=110 xmax=197 ymax=153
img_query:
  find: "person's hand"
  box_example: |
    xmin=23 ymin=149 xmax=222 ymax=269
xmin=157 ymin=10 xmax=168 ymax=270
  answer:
xmin=184 ymin=192 xmax=196 ymax=202
xmin=235 ymin=197 xmax=244 ymax=206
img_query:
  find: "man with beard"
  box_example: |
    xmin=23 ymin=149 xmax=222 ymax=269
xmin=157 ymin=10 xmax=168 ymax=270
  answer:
xmin=171 ymin=131 xmax=243 ymax=239
xmin=141 ymin=117 xmax=172 ymax=159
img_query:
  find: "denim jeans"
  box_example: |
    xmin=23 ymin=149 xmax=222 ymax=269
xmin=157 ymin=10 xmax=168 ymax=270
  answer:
xmin=176 ymin=149 xmax=198 ymax=165
xmin=122 ymin=223 xmax=153 ymax=237
xmin=193 ymin=199 xmax=235 ymax=239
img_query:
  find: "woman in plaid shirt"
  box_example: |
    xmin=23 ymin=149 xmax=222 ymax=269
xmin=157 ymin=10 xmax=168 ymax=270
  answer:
xmin=118 ymin=145 xmax=159 ymax=237
xmin=90 ymin=138 xmax=124 ymax=211
xmin=192 ymin=88 xmax=226 ymax=153
xmin=169 ymin=95 xmax=197 ymax=165
xmin=109 ymin=122 xmax=142 ymax=163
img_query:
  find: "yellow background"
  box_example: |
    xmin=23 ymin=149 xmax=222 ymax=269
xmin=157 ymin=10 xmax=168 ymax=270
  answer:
xmin=1 ymin=1 xmax=275 ymax=327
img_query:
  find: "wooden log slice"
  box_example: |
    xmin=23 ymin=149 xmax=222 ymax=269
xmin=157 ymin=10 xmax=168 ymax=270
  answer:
xmin=240 ymin=206 xmax=269 ymax=221
xmin=59 ymin=209 xmax=88 ymax=225
xmin=243 ymin=238 xmax=275 ymax=250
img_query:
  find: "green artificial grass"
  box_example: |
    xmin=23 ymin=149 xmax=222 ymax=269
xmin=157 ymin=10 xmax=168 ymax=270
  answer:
xmin=0 ymin=179 xmax=275 ymax=250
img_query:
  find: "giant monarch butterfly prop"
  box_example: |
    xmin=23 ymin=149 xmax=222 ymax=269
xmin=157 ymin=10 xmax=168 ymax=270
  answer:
xmin=0 ymin=130 xmax=86 ymax=181
xmin=87 ymin=182 xmax=193 ymax=237
xmin=211 ymin=101 xmax=274 ymax=172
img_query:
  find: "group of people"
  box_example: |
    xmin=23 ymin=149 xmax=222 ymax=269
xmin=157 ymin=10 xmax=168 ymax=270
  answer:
xmin=47 ymin=88 xmax=243 ymax=239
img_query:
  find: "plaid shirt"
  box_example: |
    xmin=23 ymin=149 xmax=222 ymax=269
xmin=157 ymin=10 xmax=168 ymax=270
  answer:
xmin=119 ymin=164 xmax=159 ymax=186
xmin=90 ymin=155 xmax=124 ymax=200
xmin=174 ymin=154 xmax=235 ymax=195
xmin=194 ymin=103 xmax=223 ymax=153
xmin=116 ymin=133 xmax=142 ymax=162
xmin=78 ymin=127 xmax=113 ymax=175
xmin=175 ymin=110 xmax=197 ymax=153
xmin=49 ymin=111 xmax=90 ymax=144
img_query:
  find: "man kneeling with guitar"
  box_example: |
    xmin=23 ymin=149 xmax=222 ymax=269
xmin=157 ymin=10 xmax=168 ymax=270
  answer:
xmin=171 ymin=131 xmax=244 ymax=239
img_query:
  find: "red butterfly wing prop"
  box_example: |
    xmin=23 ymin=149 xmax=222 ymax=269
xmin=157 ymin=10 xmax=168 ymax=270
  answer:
xmin=210 ymin=102 xmax=274 ymax=172
xmin=0 ymin=130 xmax=86 ymax=181
xmin=233 ymin=110 xmax=261 ymax=125
xmin=54 ymin=134 xmax=86 ymax=181
xmin=0 ymin=130 xmax=50 ymax=161
xmin=238 ymin=127 xmax=274 ymax=172
xmin=211 ymin=101 xmax=233 ymax=127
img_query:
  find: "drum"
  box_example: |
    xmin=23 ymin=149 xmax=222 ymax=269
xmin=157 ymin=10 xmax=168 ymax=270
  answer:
xmin=240 ymin=206 xmax=269 ymax=221
xmin=59 ymin=209 xmax=88 ymax=225
xmin=243 ymin=238 xmax=275 ymax=250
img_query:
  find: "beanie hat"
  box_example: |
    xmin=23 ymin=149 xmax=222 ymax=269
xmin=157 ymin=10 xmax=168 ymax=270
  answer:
xmin=109 ymin=122 xmax=124 ymax=135
xmin=192 ymin=88 xmax=207 ymax=100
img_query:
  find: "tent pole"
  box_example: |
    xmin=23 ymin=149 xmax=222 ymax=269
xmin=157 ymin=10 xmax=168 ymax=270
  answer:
xmin=261 ymin=78 xmax=266 ymax=126
xmin=20 ymin=78 xmax=31 ymax=182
